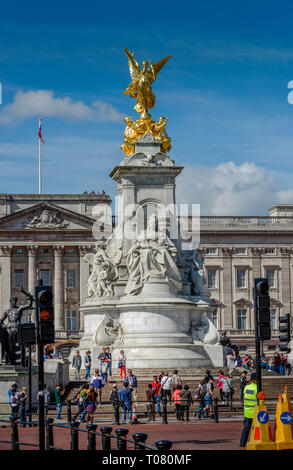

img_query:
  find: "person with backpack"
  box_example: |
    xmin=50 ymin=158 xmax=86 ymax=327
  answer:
xmin=193 ymin=380 xmax=206 ymax=419
xmin=110 ymin=385 xmax=120 ymax=425
xmin=203 ymin=370 xmax=214 ymax=384
xmin=125 ymin=369 xmax=138 ymax=404
xmin=220 ymin=374 xmax=235 ymax=405
xmin=90 ymin=369 xmax=104 ymax=405
xmin=73 ymin=383 xmax=89 ymax=422
xmin=10 ymin=384 xmax=20 ymax=419
xmin=85 ymin=385 xmax=98 ymax=425
xmin=118 ymin=382 xmax=132 ymax=424
xmin=201 ymin=378 xmax=216 ymax=419
xmin=19 ymin=386 xmax=28 ymax=427
xmin=161 ymin=372 xmax=173 ymax=404
xmin=172 ymin=370 xmax=182 ymax=392
xmin=180 ymin=385 xmax=193 ymax=421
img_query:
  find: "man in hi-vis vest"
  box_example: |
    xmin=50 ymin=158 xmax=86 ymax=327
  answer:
xmin=239 ymin=372 xmax=258 ymax=447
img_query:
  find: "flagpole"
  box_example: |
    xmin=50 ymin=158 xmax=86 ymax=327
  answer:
xmin=38 ymin=117 xmax=42 ymax=195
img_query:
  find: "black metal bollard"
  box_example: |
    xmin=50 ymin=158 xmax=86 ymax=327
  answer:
xmin=87 ymin=423 xmax=97 ymax=451
xmin=70 ymin=420 xmax=80 ymax=451
xmin=10 ymin=416 xmax=19 ymax=451
xmin=115 ymin=428 xmax=129 ymax=450
xmin=213 ymin=398 xmax=219 ymax=423
xmin=45 ymin=417 xmax=54 ymax=450
xmin=100 ymin=426 xmax=112 ymax=451
xmin=155 ymin=440 xmax=173 ymax=451
xmin=229 ymin=392 xmax=233 ymax=411
xmin=162 ymin=398 xmax=168 ymax=424
xmin=67 ymin=400 xmax=72 ymax=424
xmin=132 ymin=432 xmax=148 ymax=450
xmin=114 ymin=404 xmax=120 ymax=425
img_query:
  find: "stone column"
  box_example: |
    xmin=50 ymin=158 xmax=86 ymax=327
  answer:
xmin=250 ymin=248 xmax=263 ymax=330
xmin=27 ymin=246 xmax=38 ymax=322
xmin=280 ymin=248 xmax=291 ymax=315
xmin=221 ymin=247 xmax=233 ymax=329
xmin=53 ymin=246 xmax=64 ymax=331
xmin=79 ymin=245 xmax=92 ymax=330
xmin=0 ymin=246 xmax=12 ymax=312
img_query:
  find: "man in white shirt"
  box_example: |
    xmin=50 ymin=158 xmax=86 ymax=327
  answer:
xmin=160 ymin=372 xmax=173 ymax=403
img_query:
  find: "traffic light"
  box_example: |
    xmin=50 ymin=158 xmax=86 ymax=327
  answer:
xmin=17 ymin=323 xmax=36 ymax=346
xmin=35 ymin=284 xmax=54 ymax=343
xmin=279 ymin=313 xmax=291 ymax=353
xmin=254 ymin=278 xmax=271 ymax=340
xmin=14 ymin=343 xmax=26 ymax=366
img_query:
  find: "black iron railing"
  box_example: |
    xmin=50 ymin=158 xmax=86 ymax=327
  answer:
xmin=0 ymin=417 xmax=172 ymax=451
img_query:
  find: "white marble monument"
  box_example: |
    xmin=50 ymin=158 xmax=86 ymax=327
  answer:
xmin=77 ymin=49 xmax=224 ymax=369
xmin=78 ymin=135 xmax=224 ymax=368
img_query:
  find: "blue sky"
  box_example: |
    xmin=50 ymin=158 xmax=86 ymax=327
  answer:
xmin=1 ymin=0 xmax=293 ymax=214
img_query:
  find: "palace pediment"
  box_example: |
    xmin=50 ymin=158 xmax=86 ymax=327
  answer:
xmin=0 ymin=203 xmax=95 ymax=231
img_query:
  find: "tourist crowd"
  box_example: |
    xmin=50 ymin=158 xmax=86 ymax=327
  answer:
xmin=8 ymin=344 xmax=291 ymax=426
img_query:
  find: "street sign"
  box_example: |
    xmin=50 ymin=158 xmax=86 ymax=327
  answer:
xmin=280 ymin=412 xmax=293 ymax=425
xmin=257 ymin=411 xmax=269 ymax=424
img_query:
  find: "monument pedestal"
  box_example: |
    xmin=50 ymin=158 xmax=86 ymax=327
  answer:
xmin=76 ymin=126 xmax=225 ymax=370
xmin=78 ymin=292 xmax=224 ymax=369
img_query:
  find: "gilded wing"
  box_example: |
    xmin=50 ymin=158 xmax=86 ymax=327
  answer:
xmin=125 ymin=48 xmax=141 ymax=80
xmin=151 ymin=55 xmax=172 ymax=79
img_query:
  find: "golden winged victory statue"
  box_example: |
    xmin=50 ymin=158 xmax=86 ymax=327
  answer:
xmin=121 ymin=48 xmax=172 ymax=156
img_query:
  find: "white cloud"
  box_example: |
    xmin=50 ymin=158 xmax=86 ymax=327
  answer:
xmin=0 ymin=90 xmax=123 ymax=125
xmin=176 ymin=161 xmax=293 ymax=215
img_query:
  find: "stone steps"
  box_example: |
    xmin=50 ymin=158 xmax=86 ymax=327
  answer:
xmin=65 ymin=373 xmax=293 ymax=404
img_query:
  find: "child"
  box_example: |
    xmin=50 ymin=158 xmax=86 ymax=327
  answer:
xmin=101 ymin=361 xmax=108 ymax=384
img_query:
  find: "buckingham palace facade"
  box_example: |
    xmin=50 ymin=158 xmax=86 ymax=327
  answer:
xmin=0 ymin=193 xmax=292 ymax=355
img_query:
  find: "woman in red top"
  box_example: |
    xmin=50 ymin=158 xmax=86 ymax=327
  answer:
xmin=172 ymin=384 xmax=183 ymax=421
xmin=217 ymin=370 xmax=226 ymax=401
xmin=152 ymin=376 xmax=162 ymax=415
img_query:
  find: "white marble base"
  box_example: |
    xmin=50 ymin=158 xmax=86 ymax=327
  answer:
xmin=77 ymin=293 xmax=224 ymax=369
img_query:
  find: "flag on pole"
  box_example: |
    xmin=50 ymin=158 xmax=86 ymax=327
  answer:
xmin=38 ymin=119 xmax=44 ymax=143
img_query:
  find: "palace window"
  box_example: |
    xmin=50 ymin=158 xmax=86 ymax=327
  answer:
xmin=264 ymin=248 xmax=275 ymax=255
xmin=270 ymin=309 xmax=277 ymax=329
xmin=237 ymin=309 xmax=247 ymax=330
xmin=206 ymin=248 xmax=217 ymax=254
xmin=236 ymin=269 xmax=246 ymax=288
xmin=14 ymin=248 xmax=23 ymax=254
xmin=67 ymin=269 xmax=76 ymax=288
xmin=266 ymin=268 xmax=276 ymax=288
xmin=14 ymin=269 xmax=24 ymax=288
xmin=66 ymin=310 xmax=77 ymax=330
xmin=40 ymin=269 xmax=50 ymax=286
xmin=207 ymin=269 xmax=217 ymax=288
xmin=65 ymin=248 xmax=76 ymax=255
xmin=211 ymin=310 xmax=218 ymax=328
